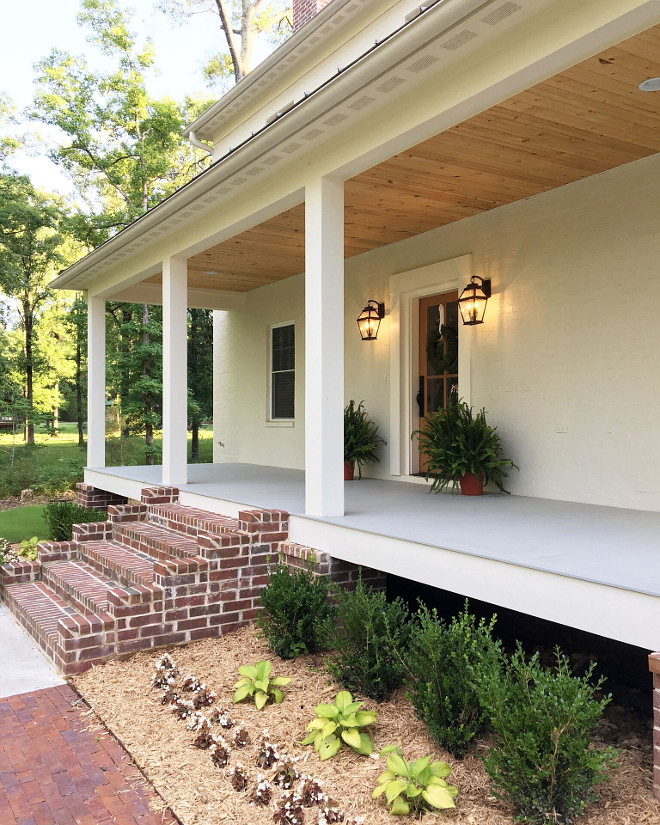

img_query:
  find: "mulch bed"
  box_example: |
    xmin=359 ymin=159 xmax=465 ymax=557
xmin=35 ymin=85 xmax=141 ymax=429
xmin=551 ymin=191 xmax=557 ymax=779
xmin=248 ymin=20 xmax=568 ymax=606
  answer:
xmin=72 ymin=625 xmax=660 ymax=825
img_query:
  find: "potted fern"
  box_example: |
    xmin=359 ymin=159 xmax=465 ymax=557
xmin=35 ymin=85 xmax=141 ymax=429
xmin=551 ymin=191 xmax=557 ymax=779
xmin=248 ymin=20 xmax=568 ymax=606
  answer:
xmin=344 ymin=400 xmax=385 ymax=480
xmin=413 ymin=398 xmax=516 ymax=495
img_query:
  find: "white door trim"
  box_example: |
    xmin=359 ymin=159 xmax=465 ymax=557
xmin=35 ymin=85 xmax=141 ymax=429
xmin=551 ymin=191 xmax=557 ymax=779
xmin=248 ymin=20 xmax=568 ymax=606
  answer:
xmin=388 ymin=254 xmax=473 ymax=477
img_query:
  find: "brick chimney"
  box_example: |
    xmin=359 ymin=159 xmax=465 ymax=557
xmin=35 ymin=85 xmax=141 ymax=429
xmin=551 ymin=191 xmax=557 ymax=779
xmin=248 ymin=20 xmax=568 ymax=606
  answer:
xmin=292 ymin=0 xmax=332 ymax=30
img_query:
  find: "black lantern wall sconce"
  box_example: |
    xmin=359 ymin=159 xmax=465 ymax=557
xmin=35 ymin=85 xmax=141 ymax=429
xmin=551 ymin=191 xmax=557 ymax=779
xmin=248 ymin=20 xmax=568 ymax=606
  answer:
xmin=458 ymin=276 xmax=491 ymax=325
xmin=357 ymin=300 xmax=385 ymax=340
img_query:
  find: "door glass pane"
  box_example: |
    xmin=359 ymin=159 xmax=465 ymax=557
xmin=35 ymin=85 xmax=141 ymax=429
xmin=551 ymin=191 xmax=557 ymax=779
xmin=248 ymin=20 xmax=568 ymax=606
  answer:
xmin=447 ymin=376 xmax=459 ymax=405
xmin=427 ymin=377 xmax=444 ymax=414
xmin=426 ymin=304 xmax=441 ymax=376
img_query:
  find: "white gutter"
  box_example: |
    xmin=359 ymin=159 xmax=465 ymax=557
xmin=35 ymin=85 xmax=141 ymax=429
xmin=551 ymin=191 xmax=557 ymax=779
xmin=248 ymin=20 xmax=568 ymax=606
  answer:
xmin=51 ymin=0 xmax=486 ymax=290
xmin=188 ymin=130 xmax=213 ymax=155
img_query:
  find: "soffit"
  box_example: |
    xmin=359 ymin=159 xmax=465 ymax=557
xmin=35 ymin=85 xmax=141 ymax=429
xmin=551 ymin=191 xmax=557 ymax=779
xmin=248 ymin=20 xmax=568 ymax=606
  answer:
xmin=143 ymin=24 xmax=660 ymax=294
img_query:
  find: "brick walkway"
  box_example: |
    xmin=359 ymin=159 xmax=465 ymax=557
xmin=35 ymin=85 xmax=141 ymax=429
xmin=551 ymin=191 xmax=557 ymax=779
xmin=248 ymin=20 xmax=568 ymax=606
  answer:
xmin=0 ymin=684 xmax=178 ymax=825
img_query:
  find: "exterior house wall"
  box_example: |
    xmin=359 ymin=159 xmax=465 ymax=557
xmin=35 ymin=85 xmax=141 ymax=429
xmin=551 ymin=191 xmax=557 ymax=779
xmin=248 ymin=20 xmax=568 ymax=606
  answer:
xmin=214 ymin=272 xmax=305 ymax=467
xmin=213 ymin=152 xmax=660 ymax=511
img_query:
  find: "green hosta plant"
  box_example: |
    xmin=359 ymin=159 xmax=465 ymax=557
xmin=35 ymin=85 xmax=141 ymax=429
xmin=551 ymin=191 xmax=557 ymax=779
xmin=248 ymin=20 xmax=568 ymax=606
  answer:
xmin=18 ymin=536 xmax=39 ymax=561
xmin=232 ymin=660 xmax=292 ymax=710
xmin=302 ymin=690 xmax=377 ymax=760
xmin=373 ymin=744 xmax=458 ymax=816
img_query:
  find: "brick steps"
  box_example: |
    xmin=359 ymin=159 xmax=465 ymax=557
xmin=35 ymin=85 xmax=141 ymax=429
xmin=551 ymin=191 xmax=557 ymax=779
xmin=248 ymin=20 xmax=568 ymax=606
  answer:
xmin=1 ymin=483 xmax=383 ymax=676
xmin=115 ymin=521 xmax=199 ymax=561
xmin=83 ymin=540 xmax=155 ymax=588
xmin=42 ymin=560 xmax=114 ymax=615
xmin=5 ymin=581 xmax=77 ymax=665
xmin=150 ymin=503 xmax=240 ymax=537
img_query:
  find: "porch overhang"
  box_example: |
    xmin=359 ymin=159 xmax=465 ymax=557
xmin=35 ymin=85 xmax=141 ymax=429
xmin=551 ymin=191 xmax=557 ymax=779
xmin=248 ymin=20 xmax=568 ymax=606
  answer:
xmin=84 ymin=463 xmax=660 ymax=651
xmin=50 ymin=6 xmax=660 ymax=302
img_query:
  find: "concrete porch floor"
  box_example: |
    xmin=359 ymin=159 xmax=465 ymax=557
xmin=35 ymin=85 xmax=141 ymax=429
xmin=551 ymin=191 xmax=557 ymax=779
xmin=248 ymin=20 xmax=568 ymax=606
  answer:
xmin=87 ymin=462 xmax=660 ymax=650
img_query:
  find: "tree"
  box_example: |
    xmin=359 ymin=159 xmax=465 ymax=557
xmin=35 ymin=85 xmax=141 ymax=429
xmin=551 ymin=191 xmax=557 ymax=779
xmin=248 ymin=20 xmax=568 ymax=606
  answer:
xmin=157 ymin=0 xmax=292 ymax=87
xmin=66 ymin=295 xmax=88 ymax=446
xmin=0 ymin=175 xmax=67 ymax=444
xmin=31 ymin=0 xmax=213 ymax=243
xmin=31 ymin=0 xmax=212 ymax=462
xmin=188 ymin=308 xmax=213 ymax=460
xmin=0 ymin=94 xmax=19 ymax=165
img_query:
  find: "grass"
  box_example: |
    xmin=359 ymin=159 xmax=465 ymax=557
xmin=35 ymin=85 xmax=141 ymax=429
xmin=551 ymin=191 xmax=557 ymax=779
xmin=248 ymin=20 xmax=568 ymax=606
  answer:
xmin=0 ymin=421 xmax=214 ymax=499
xmin=0 ymin=505 xmax=49 ymax=543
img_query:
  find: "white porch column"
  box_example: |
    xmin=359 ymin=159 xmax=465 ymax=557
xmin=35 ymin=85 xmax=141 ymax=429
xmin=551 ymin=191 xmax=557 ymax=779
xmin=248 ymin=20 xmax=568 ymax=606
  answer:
xmin=305 ymin=176 xmax=344 ymax=517
xmin=162 ymin=256 xmax=188 ymax=486
xmin=87 ymin=294 xmax=106 ymax=468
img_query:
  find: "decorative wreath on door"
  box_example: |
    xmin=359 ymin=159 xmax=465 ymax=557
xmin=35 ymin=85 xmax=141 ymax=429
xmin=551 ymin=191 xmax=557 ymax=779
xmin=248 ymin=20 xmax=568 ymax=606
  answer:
xmin=426 ymin=324 xmax=458 ymax=374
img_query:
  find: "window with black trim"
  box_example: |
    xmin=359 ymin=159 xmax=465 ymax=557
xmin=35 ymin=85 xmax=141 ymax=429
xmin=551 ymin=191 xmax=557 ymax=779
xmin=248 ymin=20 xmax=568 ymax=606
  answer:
xmin=270 ymin=323 xmax=295 ymax=419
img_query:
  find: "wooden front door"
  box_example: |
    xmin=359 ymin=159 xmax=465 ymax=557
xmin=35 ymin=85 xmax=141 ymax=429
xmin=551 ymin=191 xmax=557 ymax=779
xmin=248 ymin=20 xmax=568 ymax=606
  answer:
xmin=417 ymin=291 xmax=459 ymax=473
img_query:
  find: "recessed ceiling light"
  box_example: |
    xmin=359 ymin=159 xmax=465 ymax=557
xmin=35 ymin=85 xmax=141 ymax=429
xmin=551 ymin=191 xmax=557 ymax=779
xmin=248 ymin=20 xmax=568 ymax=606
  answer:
xmin=203 ymin=270 xmax=219 ymax=275
xmin=639 ymin=77 xmax=660 ymax=91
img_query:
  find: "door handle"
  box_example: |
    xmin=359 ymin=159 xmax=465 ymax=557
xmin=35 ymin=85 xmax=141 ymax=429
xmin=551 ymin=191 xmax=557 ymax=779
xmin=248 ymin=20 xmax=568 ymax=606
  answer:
xmin=416 ymin=376 xmax=424 ymax=417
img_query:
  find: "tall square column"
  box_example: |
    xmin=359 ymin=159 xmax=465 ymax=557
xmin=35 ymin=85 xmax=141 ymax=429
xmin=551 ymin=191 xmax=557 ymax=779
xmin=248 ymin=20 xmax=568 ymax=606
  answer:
xmin=304 ymin=177 xmax=344 ymax=517
xmin=162 ymin=256 xmax=188 ymax=485
xmin=87 ymin=294 xmax=106 ymax=469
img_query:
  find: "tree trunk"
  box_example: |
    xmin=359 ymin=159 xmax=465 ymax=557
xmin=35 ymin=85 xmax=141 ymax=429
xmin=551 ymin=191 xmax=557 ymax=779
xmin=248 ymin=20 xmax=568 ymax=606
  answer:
xmin=142 ymin=304 xmax=155 ymax=465
xmin=52 ymin=381 xmax=59 ymax=435
xmin=24 ymin=302 xmax=35 ymax=446
xmin=190 ymin=309 xmax=199 ymax=462
xmin=120 ymin=306 xmax=132 ymax=436
xmin=76 ymin=334 xmax=84 ymax=446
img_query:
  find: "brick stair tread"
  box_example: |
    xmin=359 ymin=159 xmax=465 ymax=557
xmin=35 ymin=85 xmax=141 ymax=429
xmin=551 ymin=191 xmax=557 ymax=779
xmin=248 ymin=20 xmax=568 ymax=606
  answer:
xmin=150 ymin=503 xmax=239 ymax=535
xmin=5 ymin=580 xmax=77 ymax=642
xmin=82 ymin=540 xmax=155 ymax=586
xmin=43 ymin=560 xmax=114 ymax=613
xmin=116 ymin=521 xmax=199 ymax=558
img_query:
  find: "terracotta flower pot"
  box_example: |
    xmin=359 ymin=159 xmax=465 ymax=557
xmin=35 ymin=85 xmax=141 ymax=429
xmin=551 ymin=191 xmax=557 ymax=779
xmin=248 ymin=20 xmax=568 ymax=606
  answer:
xmin=459 ymin=471 xmax=483 ymax=496
xmin=344 ymin=459 xmax=355 ymax=480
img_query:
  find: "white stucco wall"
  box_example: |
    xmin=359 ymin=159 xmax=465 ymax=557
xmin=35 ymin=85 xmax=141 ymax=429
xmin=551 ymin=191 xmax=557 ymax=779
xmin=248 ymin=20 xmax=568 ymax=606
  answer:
xmin=214 ymin=152 xmax=660 ymax=511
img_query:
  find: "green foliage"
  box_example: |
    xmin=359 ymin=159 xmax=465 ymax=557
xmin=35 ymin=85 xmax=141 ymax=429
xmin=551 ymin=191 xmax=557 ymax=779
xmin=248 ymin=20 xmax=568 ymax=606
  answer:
xmin=325 ymin=577 xmax=411 ymax=702
xmin=18 ymin=536 xmax=39 ymax=561
xmin=480 ymin=646 xmax=618 ymax=824
xmin=405 ymin=602 xmax=501 ymax=758
xmin=373 ymin=744 xmax=457 ymax=815
xmin=31 ymin=0 xmax=212 ymax=242
xmin=344 ymin=400 xmax=386 ymax=478
xmin=413 ymin=398 xmax=517 ymax=493
xmin=302 ymin=690 xmax=377 ymax=761
xmin=44 ymin=500 xmax=107 ymax=542
xmin=232 ymin=660 xmax=292 ymax=710
xmin=257 ymin=557 xmax=335 ymax=659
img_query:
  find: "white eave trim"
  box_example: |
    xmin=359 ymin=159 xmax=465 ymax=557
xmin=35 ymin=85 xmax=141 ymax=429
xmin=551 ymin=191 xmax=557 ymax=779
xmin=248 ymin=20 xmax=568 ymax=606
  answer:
xmin=51 ymin=0 xmax=488 ymax=291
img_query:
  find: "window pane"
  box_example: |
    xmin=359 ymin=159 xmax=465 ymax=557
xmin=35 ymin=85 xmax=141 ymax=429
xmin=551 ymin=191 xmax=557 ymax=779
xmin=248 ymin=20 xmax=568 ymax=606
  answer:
xmin=272 ymin=371 xmax=295 ymax=419
xmin=272 ymin=324 xmax=295 ymax=371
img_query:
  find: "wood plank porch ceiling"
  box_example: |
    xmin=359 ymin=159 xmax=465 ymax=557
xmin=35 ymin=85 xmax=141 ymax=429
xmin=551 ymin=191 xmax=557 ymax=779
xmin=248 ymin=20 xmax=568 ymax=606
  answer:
xmin=147 ymin=24 xmax=660 ymax=294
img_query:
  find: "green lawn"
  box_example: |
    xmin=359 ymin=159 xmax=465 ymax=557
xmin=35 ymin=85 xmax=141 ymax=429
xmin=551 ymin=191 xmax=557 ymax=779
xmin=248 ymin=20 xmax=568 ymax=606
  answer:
xmin=0 ymin=505 xmax=49 ymax=543
xmin=0 ymin=422 xmax=214 ymax=500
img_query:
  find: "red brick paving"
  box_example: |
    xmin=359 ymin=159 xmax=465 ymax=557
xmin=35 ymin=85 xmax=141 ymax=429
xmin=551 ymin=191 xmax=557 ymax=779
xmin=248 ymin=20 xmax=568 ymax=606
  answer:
xmin=0 ymin=684 xmax=178 ymax=825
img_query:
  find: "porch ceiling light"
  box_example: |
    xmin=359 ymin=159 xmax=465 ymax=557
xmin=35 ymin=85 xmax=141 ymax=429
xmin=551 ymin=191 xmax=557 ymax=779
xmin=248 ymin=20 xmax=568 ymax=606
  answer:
xmin=458 ymin=276 xmax=491 ymax=326
xmin=639 ymin=77 xmax=660 ymax=91
xmin=357 ymin=300 xmax=385 ymax=340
